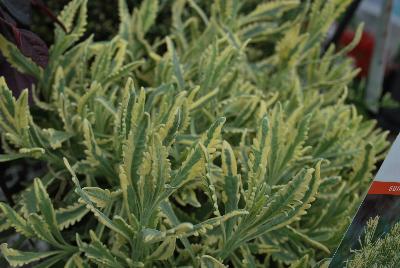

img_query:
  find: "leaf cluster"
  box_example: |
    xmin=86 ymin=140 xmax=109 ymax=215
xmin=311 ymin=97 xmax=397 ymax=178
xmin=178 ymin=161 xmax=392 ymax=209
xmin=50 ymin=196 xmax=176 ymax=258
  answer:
xmin=0 ymin=0 xmax=389 ymax=267
xmin=345 ymin=217 xmax=400 ymax=268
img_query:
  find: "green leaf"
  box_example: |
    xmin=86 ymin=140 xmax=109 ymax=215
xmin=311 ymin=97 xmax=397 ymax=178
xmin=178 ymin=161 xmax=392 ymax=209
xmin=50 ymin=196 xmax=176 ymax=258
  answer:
xmin=286 ymin=226 xmax=330 ymax=254
xmin=0 ymin=35 xmax=42 ymax=78
xmin=42 ymin=128 xmax=73 ymax=149
xmin=190 ymin=88 xmax=219 ymax=111
xmin=56 ymin=203 xmax=89 ymax=230
xmin=247 ymin=115 xmax=270 ymax=190
xmin=112 ymin=216 xmax=137 ymax=237
xmin=148 ymin=237 xmax=176 ymax=261
xmin=0 ymin=243 xmax=62 ymax=267
xmin=289 ymin=255 xmax=309 ymax=268
xmin=0 ymin=244 xmax=61 ymax=268
xmin=0 ymin=79 xmax=31 ymax=146
xmin=201 ymin=255 xmax=226 ymax=268
xmin=64 ymin=254 xmax=90 ymax=268
xmin=0 ymin=153 xmax=29 ymax=162
xmin=240 ymin=1 xmax=299 ymax=26
xmin=158 ymin=91 xmax=186 ymax=147
xmin=169 ymin=117 xmax=226 ymax=192
xmin=53 ymin=0 xmax=88 ymax=57
xmin=100 ymin=60 xmax=144 ymax=85
xmin=221 ymin=141 xmax=240 ymax=238
xmin=121 ymin=88 xmax=149 ymax=185
xmin=159 ymin=201 xmax=195 ymax=260
xmin=77 ymin=82 xmax=101 ymax=116
xmin=33 ymin=253 xmax=67 ymax=268
xmin=0 ymin=203 xmax=33 ymax=237
xmin=138 ymin=0 xmax=159 ymax=33
xmin=33 ymin=178 xmax=66 ymax=244
xmin=118 ymin=0 xmax=131 ymax=39
xmin=0 ymin=77 xmax=17 ymax=133
xmin=349 ymin=143 xmax=375 ymax=186
xmin=259 ymin=162 xmax=322 ymax=235
xmin=144 ymin=210 xmax=247 ymax=244
xmin=138 ymin=133 xmax=171 ymax=216
xmin=142 ymin=228 xmax=166 ymax=243
xmin=65 ymin=158 xmax=131 ymax=241
xmin=259 ymin=168 xmax=314 ymax=229
xmin=28 ymin=214 xmax=66 ymax=248
xmin=82 ymin=119 xmax=116 ymax=181
xmin=81 ymin=187 xmax=119 ymax=208
xmin=77 ymin=231 xmax=124 ymax=268
xmin=166 ymin=37 xmax=185 ymax=90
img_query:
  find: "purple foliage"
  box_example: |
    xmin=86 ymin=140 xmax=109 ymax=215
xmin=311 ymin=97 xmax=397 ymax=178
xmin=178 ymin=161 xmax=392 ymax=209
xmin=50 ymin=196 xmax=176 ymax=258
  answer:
xmin=0 ymin=0 xmax=64 ymax=99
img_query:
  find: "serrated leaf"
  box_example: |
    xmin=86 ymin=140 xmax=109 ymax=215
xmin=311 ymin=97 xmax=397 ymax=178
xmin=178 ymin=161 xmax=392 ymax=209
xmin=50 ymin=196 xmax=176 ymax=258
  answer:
xmin=201 ymin=255 xmax=226 ymax=268
xmin=0 ymin=79 xmax=31 ymax=146
xmin=240 ymin=1 xmax=299 ymax=26
xmin=77 ymin=231 xmax=124 ymax=268
xmin=138 ymin=0 xmax=158 ymax=33
xmin=168 ymin=117 xmax=226 ymax=194
xmin=148 ymin=237 xmax=176 ymax=260
xmin=81 ymin=187 xmax=114 ymax=208
xmin=248 ymin=115 xmax=270 ymax=189
xmin=158 ymin=91 xmax=186 ymax=147
xmin=43 ymin=128 xmax=73 ymax=149
xmin=0 ymin=203 xmax=33 ymax=237
xmin=260 ymin=168 xmax=314 ymax=227
xmin=221 ymin=141 xmax=240 ymax=238
xmin=0 ymin=35 xmax=42 ymax=78
xmin=65 ymin=158 xmax=131 ymax=241
xmin=82 ymin=119 xmax=116 ymax=181
xmin=64 ymin=254 xmax=89 ymax=268
xmin=33 ymin=178 xmax=66 ymax=244
xmin=100 ymin=60 xmax=144 ymax=85
xmin=52 ymin=0 xmax=87 ymax=59
xmin=56 ymin=203 xmax=89 ymax=230
xmin=28 ymin=213 xmax=66 ymax=248
xmin=166 ymin=37 xmax=185 ymax=90
xmin=0 ymin=244 xmax=61 ymax=268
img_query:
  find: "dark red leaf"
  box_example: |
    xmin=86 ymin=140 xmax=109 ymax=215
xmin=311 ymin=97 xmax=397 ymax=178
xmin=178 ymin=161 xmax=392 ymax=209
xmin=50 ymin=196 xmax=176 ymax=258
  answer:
xmin=0 ymin=13 xmax=48 ymax=67
xmin=11 ymin=25 xmax=22 ymax=47
xmin=0 ymin=53 xmax=35 ymax=101
xmin=18 ymin=29 xmax=48 ymax=68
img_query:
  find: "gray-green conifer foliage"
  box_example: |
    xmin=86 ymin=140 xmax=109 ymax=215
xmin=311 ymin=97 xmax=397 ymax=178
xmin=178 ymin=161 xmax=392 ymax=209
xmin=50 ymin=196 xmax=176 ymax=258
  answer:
xmin=346 ymin=217 xmax=400 ymax=268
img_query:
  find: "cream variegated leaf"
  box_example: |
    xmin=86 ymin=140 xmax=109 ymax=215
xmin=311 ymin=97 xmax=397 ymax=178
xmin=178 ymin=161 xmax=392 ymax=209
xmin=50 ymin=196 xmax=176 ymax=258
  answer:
xmin=0 ymin=36 xmax=42 ymax=79
xmin=0 ymin=0 xmax=391 ymax=267
xmin=0 ymin=244 xmax=62 ymax=268
xmin=77 ymin=231 xmax=125 ymax=268
xmin=0 ymin=203 xmax=34 ymax=238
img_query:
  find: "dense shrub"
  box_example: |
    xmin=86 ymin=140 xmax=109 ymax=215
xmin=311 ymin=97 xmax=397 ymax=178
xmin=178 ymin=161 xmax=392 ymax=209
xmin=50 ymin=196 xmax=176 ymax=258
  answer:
xmin=0 ymin=0 xmax=389 ymax=267
xmin=345 ymin=217 xmax=400 ymax=268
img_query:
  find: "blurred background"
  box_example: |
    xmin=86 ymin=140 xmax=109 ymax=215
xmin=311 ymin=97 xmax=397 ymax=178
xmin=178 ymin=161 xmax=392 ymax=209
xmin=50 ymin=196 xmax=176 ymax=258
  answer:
xmin=328 ymin=0 xmax=400 ymax=134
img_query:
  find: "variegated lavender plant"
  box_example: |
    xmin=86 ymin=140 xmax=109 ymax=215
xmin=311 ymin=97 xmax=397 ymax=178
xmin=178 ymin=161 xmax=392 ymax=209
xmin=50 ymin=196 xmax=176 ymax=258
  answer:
xmin=0 ymin=0 xmax=389 ymax=267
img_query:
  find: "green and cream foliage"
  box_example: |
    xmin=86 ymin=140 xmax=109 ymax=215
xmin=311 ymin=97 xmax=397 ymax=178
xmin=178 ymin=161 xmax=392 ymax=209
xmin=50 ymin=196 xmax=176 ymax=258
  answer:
xmin=0 ymin=0 xmax=389 ymax=267
xmin=345 ymin=217 xmax=400 ymax=268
